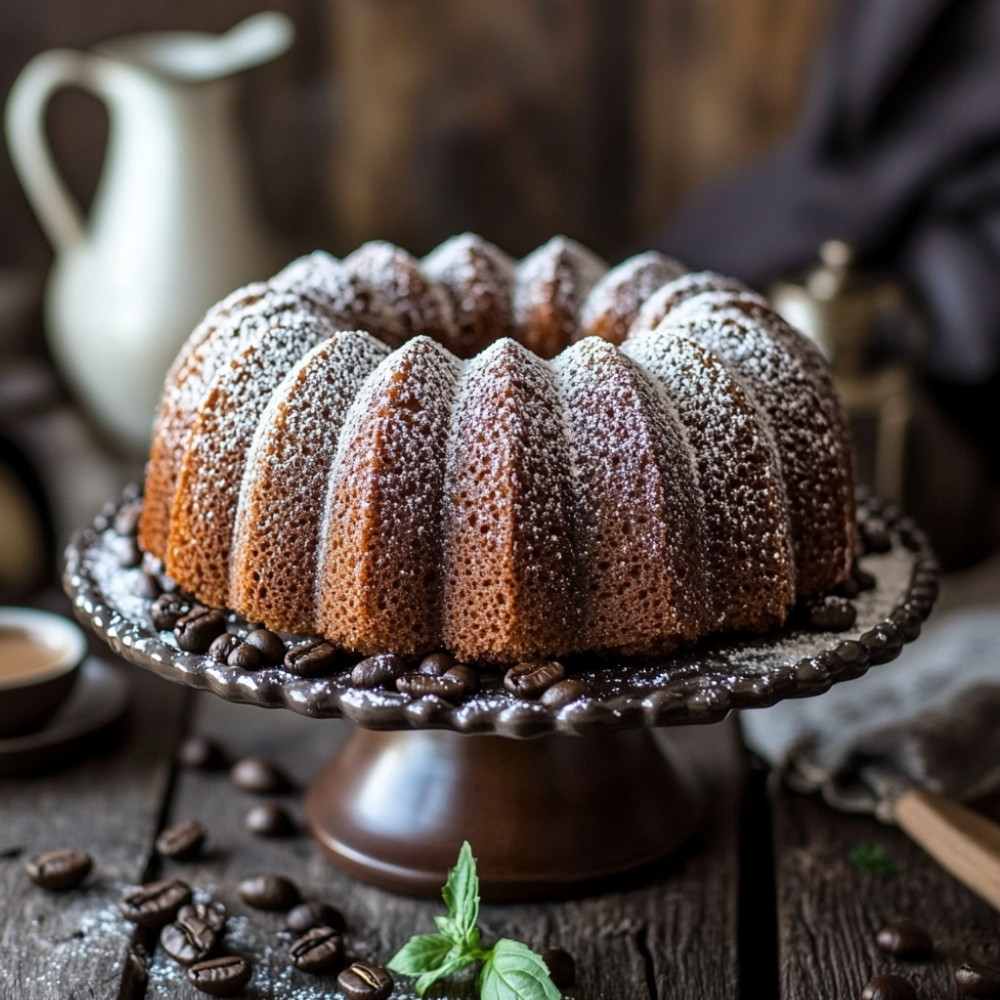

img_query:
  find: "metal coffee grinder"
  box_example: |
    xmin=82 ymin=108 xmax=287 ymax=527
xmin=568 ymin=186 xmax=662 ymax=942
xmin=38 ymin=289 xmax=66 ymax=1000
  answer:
xmin=770 ymin=240 xmax=918 ymax=506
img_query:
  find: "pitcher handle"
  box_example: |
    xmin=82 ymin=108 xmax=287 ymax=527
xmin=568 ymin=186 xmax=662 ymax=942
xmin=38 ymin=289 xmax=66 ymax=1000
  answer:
xmin=5 ymin=50 xmax=95 ymax=250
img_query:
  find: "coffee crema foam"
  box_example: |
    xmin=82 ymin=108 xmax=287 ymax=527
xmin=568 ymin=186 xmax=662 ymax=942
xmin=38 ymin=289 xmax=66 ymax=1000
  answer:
xmin=0 ymin=626 xmax=71 ymax=684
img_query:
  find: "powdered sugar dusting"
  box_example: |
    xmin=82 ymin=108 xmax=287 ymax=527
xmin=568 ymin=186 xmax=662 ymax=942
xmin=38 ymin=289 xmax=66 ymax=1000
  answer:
xmin=579 ymin=251 xmax=687 ymax=346
xmin=552 ymin=337 xmax=709 ymax=653
xmin=627 ymin=271 xmax=755 ymax=341
xmin=649 ymin=300 xmax=854 ymax=596
xmin=230 ymin=330 xmax=391 ymax=631
xmin=344 ymin=241 xmax=459 ymax=349
xmin=140 ymin=284 xmax=335 ymax=559
xmin=513 ymin=236 xmax=608 ymax=358
xmin=623 ymin=330 xmax=796 ymax=627
xmin=274 ymin=252 xmax=408 ymax=348
xmin=441 ymin=338 xmax=578 ymax=662
xmin=165 ymin=313 xmax=339 ymax=605
xmin=423 ymin=233 xmax=516 ymax=357
xmin=141 ymin=233 xmax=856 ymax=666
xmin=318 ymin=336 xmax=463 ymax=654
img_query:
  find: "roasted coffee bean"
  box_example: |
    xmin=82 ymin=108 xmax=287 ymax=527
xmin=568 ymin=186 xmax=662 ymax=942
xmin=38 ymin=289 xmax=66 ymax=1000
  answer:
xmin=113 ymin=500 xmax=143 ymax=537
xmin=540 ymin=679 xmax=590 ymax=710
xmin=542 ymin=947 xmax=576 ymax=989
xmin=288 ymin=926 xmax=345 ymax=974
xmin=227 ymin=643 xmax=261 ymax=671
xmin=445 ymin=664 xmax=480 ymax=695
xmin=115 ymin=535 xmax=143 ymax=568
xmin=338 ymin=961 xmax=393 ymax=1000
xmin=155 ymin=820 xmax=207 ymax=860
xmin=161 ymin=915 xmax=218 ymax=966
xmin=24 ymin=848 xmax=91 ymax=890
xmin=853 ymin=565 xmax=877 ymax=592
xmin=396 ymin=671 xmax=467 ymax=702
xmin=861 ymin=517 xmax=892 ymax=554
xmin=237 ymin=873 xmax=299 ymax=911
xmin=504 ymin=660 xmax=565 ymax=699
xmin=956 ymin=962 xmax=1000 ymax=997
xmin=119 ymin=878 xmax=192 ymax=927
xmin=876 ymin=921 xmax=932 ymax=960
xmin=417 ymin=652 xmax=454 ymax=676
xmin=178 ymin=901 xmax=227 ymax=935
xmin=284 ymin=638 xmax=338 ymax=677
xmin=807 ymin=595 xmax=857 ymax=632
xmin=135 ymin=571 xmax=163 ymax=599
xmin=208 ymin=633 xmax=242 ymax=664
xmin=245 ymin=803 xmax=296 ymax=838
xmin=178 ymin=735 xmax=227 ymax=771
xmin=187 ymin=955 xmax=252 ymax=996
xmin=286 ymin=901 xmax=346 ymax=934
xmin=351 ymin=653 xmax=407 ymax=690
xmin=861 ymin=974 xmax=916 ymax=1000
xmin=230 ymin=756 xmax=292 ymax=794
xmin=175 ymin=608 xmax=227 ymax=653
xmin=244 ymin=628 xmax=285 ymax=665
xmin=151 ymin=593 xmax=193 ymax=631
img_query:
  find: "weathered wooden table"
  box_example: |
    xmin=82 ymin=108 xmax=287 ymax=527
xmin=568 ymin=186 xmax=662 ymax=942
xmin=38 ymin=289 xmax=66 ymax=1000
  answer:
xmin=2 ymin=593 xmax=999 ymax=1000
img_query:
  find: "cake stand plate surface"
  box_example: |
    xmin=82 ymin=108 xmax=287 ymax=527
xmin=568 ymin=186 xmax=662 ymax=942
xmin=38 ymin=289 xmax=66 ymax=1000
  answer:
xmin=64 ymin=496 xmax=937 ymax=898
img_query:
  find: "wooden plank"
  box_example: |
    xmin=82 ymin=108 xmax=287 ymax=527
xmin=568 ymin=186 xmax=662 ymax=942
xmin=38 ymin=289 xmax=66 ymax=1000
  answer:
xmin=325 ymin=0 xmax=607 ymax=257
xmin=773 ymin=785 xmax=1000 ymax=1000
xmin=144 ymin=695 xmax=745 ymax=999
xmin=0 ymin=665 xmax=189 ymax=1000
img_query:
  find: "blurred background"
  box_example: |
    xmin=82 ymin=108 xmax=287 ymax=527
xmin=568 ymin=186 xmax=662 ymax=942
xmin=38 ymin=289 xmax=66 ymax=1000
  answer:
xmin=1 ymin=0 xmax=998 ymax=602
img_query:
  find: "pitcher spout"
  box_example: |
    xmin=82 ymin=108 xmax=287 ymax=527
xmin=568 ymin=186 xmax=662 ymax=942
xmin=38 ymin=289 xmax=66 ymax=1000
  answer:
xmin=92 ymin=12 xmax=294 ymax=84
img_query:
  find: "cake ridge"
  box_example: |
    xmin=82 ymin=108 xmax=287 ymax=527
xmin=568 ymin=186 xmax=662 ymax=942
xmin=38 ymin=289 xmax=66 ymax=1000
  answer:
xmin=230 ymin=329 xmax=391 ymax=631
xmin=141 ymin=234 xmax=857 ymax=664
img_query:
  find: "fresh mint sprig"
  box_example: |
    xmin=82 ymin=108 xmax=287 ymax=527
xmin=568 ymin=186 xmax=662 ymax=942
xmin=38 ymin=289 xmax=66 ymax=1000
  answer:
xmin=849 ymin=842 xmax=903 ymax=875
xmin=388 ymin=842 xmax=561 ymax=999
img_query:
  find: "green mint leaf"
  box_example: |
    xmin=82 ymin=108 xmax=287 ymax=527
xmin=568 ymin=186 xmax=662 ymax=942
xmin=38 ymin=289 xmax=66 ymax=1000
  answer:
xmin=441 ymin=840 xmax=480 ymax=947
xmin=388 ymin=933 xmax=454 ymax=976
xmin=849 ymin=843 xmax=903 ymax=875
xmin=434 ymin=914 xmax=458 ymax=941
xmin=414 ymin=951 xmax=478 ymax=996
xmin=479 ymin=939 xmax=560 ymax=1000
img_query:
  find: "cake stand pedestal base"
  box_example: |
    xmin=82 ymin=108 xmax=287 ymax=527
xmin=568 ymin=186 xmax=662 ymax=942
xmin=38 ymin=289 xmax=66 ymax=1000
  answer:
xmin=304 ymin=726 xmax=703 ymax=900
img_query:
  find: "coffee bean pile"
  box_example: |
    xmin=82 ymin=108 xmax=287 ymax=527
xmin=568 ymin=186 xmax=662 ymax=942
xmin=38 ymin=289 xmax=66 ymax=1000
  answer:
xmin=18 ymin=735 xmax=583 ymax=997
xmin=115 ymin=499 xmax=595 ymax=710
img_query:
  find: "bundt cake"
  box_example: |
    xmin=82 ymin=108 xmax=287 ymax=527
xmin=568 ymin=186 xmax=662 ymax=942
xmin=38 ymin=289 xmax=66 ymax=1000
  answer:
xmin=139 ymin=233 xmax=856 ymax=665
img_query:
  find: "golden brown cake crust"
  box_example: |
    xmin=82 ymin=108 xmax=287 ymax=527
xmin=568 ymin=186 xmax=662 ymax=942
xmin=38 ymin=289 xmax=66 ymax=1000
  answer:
xmin=142 ymin=235 xmax=856 ymax=665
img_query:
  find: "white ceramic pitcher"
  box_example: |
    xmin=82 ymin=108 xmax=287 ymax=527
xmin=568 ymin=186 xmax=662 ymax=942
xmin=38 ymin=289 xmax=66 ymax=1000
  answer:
xmin=5 ymin=13 xmax=293 ymax=455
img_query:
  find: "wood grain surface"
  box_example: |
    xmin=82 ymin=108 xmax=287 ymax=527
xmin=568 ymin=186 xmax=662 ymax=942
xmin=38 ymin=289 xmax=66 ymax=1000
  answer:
xmin=772 ymin=785 xmax=1000 ymax=1000
xmin=5 ymin=663 xmax=1000 ymax=997
xmin=0 ymin=668 xmax=188 ymax=1000
xmin=140 ymin=698 xmax=744 ymax=1000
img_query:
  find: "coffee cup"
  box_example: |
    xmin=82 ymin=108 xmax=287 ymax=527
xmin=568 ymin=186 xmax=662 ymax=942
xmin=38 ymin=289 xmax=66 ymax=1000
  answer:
xmin=0 ymin=607 xmax=86 ymax=738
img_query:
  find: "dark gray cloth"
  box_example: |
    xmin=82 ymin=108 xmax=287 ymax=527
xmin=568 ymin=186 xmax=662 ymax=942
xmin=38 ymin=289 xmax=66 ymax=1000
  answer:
xmin=658 ymin=0 xmax=1000 ymax=384
xmin=741 ymin=607 xmax=1000 ymax=817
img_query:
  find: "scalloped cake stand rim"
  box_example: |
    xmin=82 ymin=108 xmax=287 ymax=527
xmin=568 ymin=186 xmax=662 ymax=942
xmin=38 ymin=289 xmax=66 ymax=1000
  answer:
xmin=62 ymin=495 xmax=939 ymax=741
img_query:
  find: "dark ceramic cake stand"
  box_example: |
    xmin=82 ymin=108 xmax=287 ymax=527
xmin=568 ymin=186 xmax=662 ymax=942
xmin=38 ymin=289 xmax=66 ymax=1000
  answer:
xmin=64 ymin=496 xmax=937 ymax=900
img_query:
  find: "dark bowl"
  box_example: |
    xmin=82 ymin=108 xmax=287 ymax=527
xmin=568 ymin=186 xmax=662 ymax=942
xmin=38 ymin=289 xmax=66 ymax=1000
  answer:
xmin=0 ymin=608 xmax=86 ymax=739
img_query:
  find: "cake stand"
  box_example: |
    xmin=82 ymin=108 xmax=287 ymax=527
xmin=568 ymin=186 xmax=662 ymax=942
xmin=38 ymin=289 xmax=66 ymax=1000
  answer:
xmin=63 ymin=494 xmax=938 ymax=901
